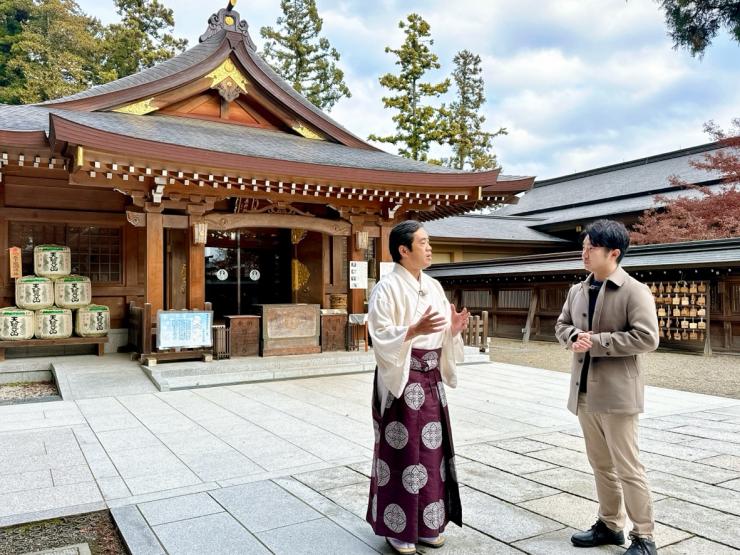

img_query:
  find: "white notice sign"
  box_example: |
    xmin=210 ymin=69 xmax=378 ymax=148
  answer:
xmin=349 ymin=261 xmax=368 ymax=290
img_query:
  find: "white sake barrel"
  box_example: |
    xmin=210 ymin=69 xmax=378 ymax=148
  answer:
xmin=15 ymin=276 xmax=54 ymax=310
xmin=54 ymin=275 xmax=91 ymax=309
xmin=35 ymin=308 xmax=73 ymax=339
xmin=75 ymin=305 xmax=110 ymax=337
xmin=34 ymin=245 xmax=71 ymax=278
xmin=0 ymin=307 xmax=35 ymax=340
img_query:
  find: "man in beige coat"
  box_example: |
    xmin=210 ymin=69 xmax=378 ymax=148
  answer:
xmin=556 ymin=219 xmax=659 ymax=555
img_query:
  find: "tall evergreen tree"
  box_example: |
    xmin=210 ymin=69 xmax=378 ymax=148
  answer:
xmin=444 ymin=49 xmax=506 ymax=171
xmin=102 ymin=0 xmax=188 ymax=78
xmin=369 ymin=13 xmax=449 ymax=161
xmin=6 ymin=0 xmax=111 ymax=104
xmin=0 ymin=0 xmax=32 ymax=104
xmin=656 ymin=0 xmax=740 ymax=57
xmin=260 ymin=0 xmax=351 ymax=111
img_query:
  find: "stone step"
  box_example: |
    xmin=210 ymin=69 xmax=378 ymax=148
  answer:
xmin=153 ymin=361 xmax=377 ymax=391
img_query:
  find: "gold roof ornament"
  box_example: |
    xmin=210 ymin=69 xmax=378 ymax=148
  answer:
xmin=292 ymin=124 xmax=324 ymax=141
xmin=207 ymin=59 xmax=249 ymax=95
xmin=112 ymin=97 xmax=158 ymax=116
xmin=200 ymin=0 xmax=255 ymax=49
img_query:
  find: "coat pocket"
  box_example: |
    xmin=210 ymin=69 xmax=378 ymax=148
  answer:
xmin=625 ymin=356 xmax=640 ymax=378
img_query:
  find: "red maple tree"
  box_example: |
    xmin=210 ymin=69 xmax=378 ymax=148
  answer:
xmin=630 ymin=118 xmax=740 ymax=245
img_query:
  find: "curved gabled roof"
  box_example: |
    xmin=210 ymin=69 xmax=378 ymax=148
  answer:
xmin=40 ymin=33 xmax=225 ymax=106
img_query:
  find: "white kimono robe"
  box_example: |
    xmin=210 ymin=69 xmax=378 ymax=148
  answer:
xmin=368 ymin=263 xmax=465 ymax=412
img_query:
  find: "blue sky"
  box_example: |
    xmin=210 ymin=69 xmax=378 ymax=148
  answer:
xmin=76 ymin=0 xmax=739 ymax=179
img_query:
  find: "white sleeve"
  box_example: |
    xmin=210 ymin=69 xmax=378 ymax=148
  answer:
xmin=437 ymin=281 xmax=464 ymax=388
xmin=367 ymin=285 xmax=413 ymax=398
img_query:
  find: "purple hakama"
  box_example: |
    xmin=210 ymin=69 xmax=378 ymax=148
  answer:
xmin=366 ymin=347 xmax=462 ymax=543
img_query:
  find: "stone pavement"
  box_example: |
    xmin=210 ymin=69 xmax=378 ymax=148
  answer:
xmin=0 ymin=358 xmax=739 ymax=554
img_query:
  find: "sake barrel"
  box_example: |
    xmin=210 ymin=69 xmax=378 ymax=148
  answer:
xmin=54 ymin=275 xmax=91 ymax=309
xmin=75 ymin=305 xmax=110 ymax=337
xmin=35 ymin=308 xmax=73 ymax=339
xmin=34 ymin=245 xmax=71 ymax=278
xmin=329 ymin=294 xmax=347 ymax=309
xmin=0 ymin=307 xmax=35 ymax=340
xmin=15 ymin=276 xmax=54 ymax=310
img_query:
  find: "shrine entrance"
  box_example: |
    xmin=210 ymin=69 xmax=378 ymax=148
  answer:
xmin=205 ymin=228 xmax=292 ymax=319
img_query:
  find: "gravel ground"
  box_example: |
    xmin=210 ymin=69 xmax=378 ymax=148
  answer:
xmin=0 ymin=382 xmax=58 ymax=402
xmin=0 ymin=511 xmax=126 ymax=555
xmin=490 ymin=338 xmax=740 ymax=399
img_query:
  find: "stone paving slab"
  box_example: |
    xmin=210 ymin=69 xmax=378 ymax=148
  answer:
xmin=1 ymin=360 xmax=739 ymax=553
xmin=458 ymin=460 xmax=559 ymax=503
xmin=256 ymin=517 xmax=378 ymax=555
xmin=294 ymin=465 xmax=369 ymax=492
xmin=460 ymin=486 xmax=564 ymax=543
xmin=648 ymin=470 xmax=740 ymax=516
xmin=653 ymin=497 xmax=740 ymax=550
xmin=513 ymin=527 xmax=624 ymax=555
xmin=518 ymin=492 xmax=692 ymax=548
xmin=699 ymin=454 xmax=740 ymax=472
xmin=138 ymin=493 xmax=224 ymax=527
xmin=210 ymin=480 xmax=322 ymax=533
xmin=659 ymin=536 xmax=740 ymax=554
xmin=153 ymin=512 xmax=269 ymax=555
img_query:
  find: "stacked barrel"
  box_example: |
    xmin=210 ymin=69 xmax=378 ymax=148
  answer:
xmin=0 ymin=245 xmax=110 ymax=341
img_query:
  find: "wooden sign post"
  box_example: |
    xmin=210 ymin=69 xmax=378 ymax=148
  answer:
xmin=8 ymin=247 xmax=22 ymax=279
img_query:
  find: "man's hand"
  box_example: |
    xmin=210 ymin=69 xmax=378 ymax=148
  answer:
xmin=571 ymin=331 xmax=593 ymax=353
xmin=406 ymin=306 xmax=446 ymax=340
xmin=450 ymin=304 xmax=469 ymax=336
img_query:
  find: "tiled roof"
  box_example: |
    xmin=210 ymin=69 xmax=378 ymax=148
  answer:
xmin=427 ymin=238 xmax=740 ymax=278
xmin=497 ymin=143 xmax=725 ymax=217
xmin=0 ymin=105 xmax=470 ymax=174
xmin=40 ymin=34 xmax=225 ymax=105
xmin=424 ymin=215 xmax=567 ymax=243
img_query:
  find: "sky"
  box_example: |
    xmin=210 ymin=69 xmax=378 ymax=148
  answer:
xmin=75 ymin=0 xmax=739 ymax=180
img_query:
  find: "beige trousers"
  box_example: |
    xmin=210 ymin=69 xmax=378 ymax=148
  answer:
xmin=577 ymin=394 xmax=654 ymax=538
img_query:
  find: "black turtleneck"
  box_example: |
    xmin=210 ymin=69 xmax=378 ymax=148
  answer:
xmin=579 ymin=279 xmax=603 ymax=393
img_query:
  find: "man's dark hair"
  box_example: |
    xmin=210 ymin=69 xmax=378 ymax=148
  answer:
xmin=389 ymin=220 xmax=423 ymax=263
xmin=582 ymin=219 xmax=630 ymax=263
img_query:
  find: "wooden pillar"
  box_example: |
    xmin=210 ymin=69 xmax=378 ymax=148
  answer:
xmin=145 ymin=211 xmax=164 ymax=315
xmin=187 ymin=216 xmax=205 ymax=310
xmin=378 ymin=222 xmax=393 ymax=263
xmin=349 ymin=222 xmax=365 ymax=315
xmin=523 ymin=289 xmax=539 ymax=343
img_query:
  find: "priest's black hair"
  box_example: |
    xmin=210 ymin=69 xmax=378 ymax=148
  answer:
xmin=389 ymin=220 xmax=423 ymax=263
xmin=582 ymin=219 xmax=630 ymax=263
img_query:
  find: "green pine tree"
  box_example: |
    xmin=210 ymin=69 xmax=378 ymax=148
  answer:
xmin=656 ymin=0 xmax=740 ymax=57
xmin=444 ymin=49 xmax=506 ymax=171
xmin=6 ymin=0 xmax=112 ymax=103
xmin=102 ymin=0 xmax=188 ymax=78
xmin=260 ymin=0 xmax=351 ymax=111
xmin=0 ymin=0 xmax=33 ymax=104
xmin=369 ymin=13 xmax=450 ymax=161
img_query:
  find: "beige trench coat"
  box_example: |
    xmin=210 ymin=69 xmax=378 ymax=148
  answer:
xmin=555 ymin=266 xmax=659 ymax=415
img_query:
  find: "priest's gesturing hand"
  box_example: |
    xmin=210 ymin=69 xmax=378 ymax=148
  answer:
xmin=406 ymin=306 xmax=447 ymax=340
xmin=450 ymin=304 xmax=470 ymax=336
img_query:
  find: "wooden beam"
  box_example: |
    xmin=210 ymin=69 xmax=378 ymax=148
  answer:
xmin=146 ymin=212 xmax=164 ymax=315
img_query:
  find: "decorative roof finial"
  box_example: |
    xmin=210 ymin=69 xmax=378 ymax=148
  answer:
xmin=200 ymin=0 xmax=256 ymax=49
